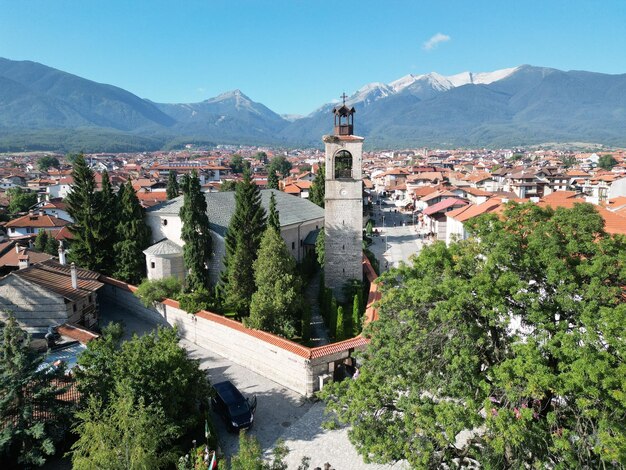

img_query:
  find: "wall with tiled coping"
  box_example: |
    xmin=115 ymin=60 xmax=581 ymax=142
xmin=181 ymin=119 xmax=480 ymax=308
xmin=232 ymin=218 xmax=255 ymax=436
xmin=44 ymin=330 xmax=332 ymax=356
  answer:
xmin=99 ymin=256 xmax=380 ymax=397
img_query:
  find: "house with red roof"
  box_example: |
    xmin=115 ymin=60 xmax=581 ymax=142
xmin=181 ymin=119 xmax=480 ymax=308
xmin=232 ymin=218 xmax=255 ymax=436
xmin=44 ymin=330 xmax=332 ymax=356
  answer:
xmin=4 ymin=210 xmax=70 ymax=239
xmin=422 ymin=198 xmax=468 ymax=240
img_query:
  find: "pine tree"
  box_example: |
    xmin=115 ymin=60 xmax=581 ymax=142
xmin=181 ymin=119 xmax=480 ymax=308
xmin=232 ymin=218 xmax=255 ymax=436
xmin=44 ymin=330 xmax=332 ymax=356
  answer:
xmin=113 ymin=181 xmax=152 ymax=284
xmin=222 ymin=170 xmax=266 ymax=314
xmin=267 ymin=170 xmax=279 ymax=190
xmin=65 ymin=155 xmax=108 ymax=271
xmin=309 ymin=164 xmax=325 ymax=208
xmin=329 ymin=297 xmax=338 ymax=337
xmin=268 ymin=191 xmax=280 ymax=233
xmin=166 ymin=170 xmax=179 ymax=200
xmin=352 ymin=293 xmax=362 ymax=336
xmin=94 ymin=170 xmax=117 ymax=275
xmin=0 ymin=315 xmax=73 ymax=466
xmin=248 ymin=227 xmax=302 ymax=337
xmin=179 ymin=171 xmax=212 ymax=292
xmin=44 ymin=234 xmax=58 ymax=256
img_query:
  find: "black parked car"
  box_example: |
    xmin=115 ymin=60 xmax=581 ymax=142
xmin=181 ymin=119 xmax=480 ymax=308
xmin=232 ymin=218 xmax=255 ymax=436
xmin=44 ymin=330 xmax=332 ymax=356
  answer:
xmin=211 ymin=381 xmax=257 ymax=432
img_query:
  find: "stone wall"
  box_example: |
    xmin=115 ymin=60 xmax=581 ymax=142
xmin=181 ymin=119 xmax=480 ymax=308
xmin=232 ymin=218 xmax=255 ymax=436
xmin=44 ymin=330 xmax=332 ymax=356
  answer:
xmin=98 ymin=257 xmax=379 ymax=397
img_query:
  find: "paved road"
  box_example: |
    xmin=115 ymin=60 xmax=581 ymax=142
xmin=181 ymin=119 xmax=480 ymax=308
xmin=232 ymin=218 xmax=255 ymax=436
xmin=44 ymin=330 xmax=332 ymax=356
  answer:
xmin=368 ymin=199 xmax=429 ymax=272
xmin=100 ymin=302 xmax=402 ymax=469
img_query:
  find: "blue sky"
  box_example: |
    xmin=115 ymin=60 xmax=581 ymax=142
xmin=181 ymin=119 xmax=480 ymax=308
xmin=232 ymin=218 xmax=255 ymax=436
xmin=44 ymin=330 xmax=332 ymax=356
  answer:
xmin=1 ymin=0 xmax=625 ymax=115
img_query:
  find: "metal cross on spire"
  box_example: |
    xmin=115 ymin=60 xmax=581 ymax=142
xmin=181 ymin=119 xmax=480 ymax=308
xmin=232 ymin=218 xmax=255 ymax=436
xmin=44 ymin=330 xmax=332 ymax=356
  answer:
xmin=341 ymin=92 xmax=348 ymax=105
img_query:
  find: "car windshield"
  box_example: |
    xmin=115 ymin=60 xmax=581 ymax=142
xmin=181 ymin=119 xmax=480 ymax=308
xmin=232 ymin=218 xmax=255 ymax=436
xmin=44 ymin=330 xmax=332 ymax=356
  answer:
xmin=229 ymin=402 xmax=249 ymax=418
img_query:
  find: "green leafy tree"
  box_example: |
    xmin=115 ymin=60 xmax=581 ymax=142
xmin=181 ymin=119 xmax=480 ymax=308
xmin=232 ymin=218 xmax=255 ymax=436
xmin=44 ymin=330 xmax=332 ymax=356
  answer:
xmin=320 ymin=202 xmax=626 ymax=469
xmin=230 ymin=433 xmax=289 ymax=470
xmin=268 ymin=191 xmax=280 ymax=233
xmin=70 ymin=384 xmax=176 ymax=470
xmin=65 ymin=154 xmax=110 ymax=271
xmin=180 ymin=171 xmax=212 ymax=292
xmin=0 ymin=315 xmax=73 ymax=467
xmin=134 ymin=277 xmax=183 ymax=307
xmin=37 ymin=156 xmax=60 ymax=172
xmin=268 ymin=155 xmax=292 ymax=178
xmin=222 ymin=170 xmax=266 ymax=315
xmin=598 ymin=153 xmax=618 ymax=170
xmin=561 ymin=155 xmax=577 ymax=168
xmin=6 ymin=187 xmax=37 ymax=214
xmin=166 ymin=170 xmax=180 ymax=200
xmin=247 ymin=227 xmax=302 ymax=337
xmin=309 ymin=165 xmax=325 ymax=208
xmin=254 ymin=151 xmax=268 ymax=163
xmin=44 ymin=233 xmax=58 ymax=256
xmin=75 ymin=324 xmax=210 ymax=442
xmin=267 ymin=170 xmax=279 ymax=190
xmin=113 ymin=181 xmax=152 ymax=284
xmin=229 ymin=154 xmax=249 ymax=174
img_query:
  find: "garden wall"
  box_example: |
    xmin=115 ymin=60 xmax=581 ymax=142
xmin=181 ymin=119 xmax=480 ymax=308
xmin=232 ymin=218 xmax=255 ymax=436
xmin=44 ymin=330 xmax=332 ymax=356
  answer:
xmin=98 ymin=255 xmax=379 ymax=397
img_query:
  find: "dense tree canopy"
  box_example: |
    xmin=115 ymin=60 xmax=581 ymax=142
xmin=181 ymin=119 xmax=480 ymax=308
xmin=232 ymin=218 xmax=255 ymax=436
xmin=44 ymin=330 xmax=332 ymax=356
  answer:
xmin=598 ymin=153 xmax=618 ymax=170
xmin=229 ymin=154 xmax=249 ymax=174
xmin=268 ymin=155 xmax=292 ymax=178
xmin=0 ymin=315 xmax=73 ymax=467
xmin=36 ymin=156 xmax=60 ymax=172
xmin=6 ymin=187 xmax=37 ymax=214
xmin=320 ymin=203 xmax=626 ymax=469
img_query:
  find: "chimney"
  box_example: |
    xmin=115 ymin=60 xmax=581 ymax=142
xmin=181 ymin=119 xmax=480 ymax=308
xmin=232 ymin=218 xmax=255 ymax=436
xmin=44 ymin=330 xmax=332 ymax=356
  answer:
xmin=18 ymin=254 xmax=29 ymax=270
xmin=15 ymin=243 xmax=20 ymax=254
xmin=39 ymin=209 xmax=45 ymax=217
xmin=70 ymin=263 xmax=78 ymax=289
xmin=58 ymin=240 xmax=66 ymax=265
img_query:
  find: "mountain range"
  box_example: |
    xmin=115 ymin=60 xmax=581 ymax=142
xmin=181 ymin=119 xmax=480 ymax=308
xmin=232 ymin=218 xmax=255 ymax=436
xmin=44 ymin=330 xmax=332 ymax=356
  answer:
xmin=1 ymin=57 xmax=625 ymax=152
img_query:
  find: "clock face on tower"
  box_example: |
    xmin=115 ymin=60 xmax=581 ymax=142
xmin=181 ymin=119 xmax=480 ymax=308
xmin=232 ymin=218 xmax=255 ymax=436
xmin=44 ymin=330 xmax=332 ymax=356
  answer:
xmin=340 ymin=189 xmax=347 ymax=196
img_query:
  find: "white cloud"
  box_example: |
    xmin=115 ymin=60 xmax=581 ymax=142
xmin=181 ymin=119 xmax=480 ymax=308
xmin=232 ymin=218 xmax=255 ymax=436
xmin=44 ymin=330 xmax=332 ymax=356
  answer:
xmin=423 ymin=33 xmax=451 ymax=51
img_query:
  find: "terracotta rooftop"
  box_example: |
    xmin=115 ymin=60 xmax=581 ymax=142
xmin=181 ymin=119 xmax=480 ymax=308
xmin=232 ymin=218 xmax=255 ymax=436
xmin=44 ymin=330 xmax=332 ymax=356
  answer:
xmin=12 ymin=259 xmax=103 ymax=302
xmin=446 ymin=198 xmax=503 ymax=223
xmin=0 ymin=246 xmax=53 ymax=268
xmin=423 ymin=198 xmax=468 ymax=216
xmin=5 ymin=213 xmax=71 ymax=229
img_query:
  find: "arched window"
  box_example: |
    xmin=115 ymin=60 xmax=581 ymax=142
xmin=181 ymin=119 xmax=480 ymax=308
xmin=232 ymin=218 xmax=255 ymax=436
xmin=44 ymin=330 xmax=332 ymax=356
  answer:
xmin=334 ymin=150 xmax=352 ymax=179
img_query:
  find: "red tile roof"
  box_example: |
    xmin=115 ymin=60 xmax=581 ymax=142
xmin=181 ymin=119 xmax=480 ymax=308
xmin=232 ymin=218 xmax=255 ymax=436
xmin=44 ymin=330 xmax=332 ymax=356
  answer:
xmin=5 ymin=213 xmax=70 ymax=229
xmin=423 ymin=198 xmax=468 ymax=216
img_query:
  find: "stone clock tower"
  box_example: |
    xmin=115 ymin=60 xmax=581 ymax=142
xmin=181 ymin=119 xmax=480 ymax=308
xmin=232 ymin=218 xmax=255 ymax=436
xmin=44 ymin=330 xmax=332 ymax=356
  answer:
xmin=323 ymin=95 xmax=363 ymax=299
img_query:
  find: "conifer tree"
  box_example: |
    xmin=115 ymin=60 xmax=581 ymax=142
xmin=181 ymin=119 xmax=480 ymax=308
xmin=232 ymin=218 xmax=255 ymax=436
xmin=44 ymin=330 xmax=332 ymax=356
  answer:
xmin=329 ymin=297 xmax=338 ymax=337
xmin=44 ymin=235 xmax=58 ymax=256
xmin=222 ymin=170 xmax=266 ymax=314
xmin=65 ymin=154 xmax=109 ymax=271
xmin=309 ymin=164 xmax=325 ymax=208
xmin=113 ymin=181 xmax=152 ymax=284
xmin=179 ymin=171 xmax=212 ymax=292
xmin=268 ymin=191 xmax=280 ymax=233
xmin=166 ymin=170 xmax=179 ymax=200
xmin=336 ymin=305 xmax=345 ymax=341
xmin=94 ymin=170 xmax=118 ymax=275
xmin=248 ymin=227 xmax=302 ymax=337
xmin=267 ymin=170 xmax=279 ymax=190
xmin=352 ymin=293 xmax=362 ymax=336
xmin=34 ymin=229 xmax=50 ymax=252
xmin=0 ymin=315 xmax=73 ymax=466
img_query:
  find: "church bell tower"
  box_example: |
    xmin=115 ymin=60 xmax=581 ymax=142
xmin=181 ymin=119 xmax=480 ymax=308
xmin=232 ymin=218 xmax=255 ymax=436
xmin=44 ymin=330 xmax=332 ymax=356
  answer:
xmin=323 ymin=94 xmax=363 ymax=299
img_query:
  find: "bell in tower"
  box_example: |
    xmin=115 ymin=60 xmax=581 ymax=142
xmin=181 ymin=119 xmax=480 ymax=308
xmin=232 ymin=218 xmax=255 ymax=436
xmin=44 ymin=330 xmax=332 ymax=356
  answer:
xmin=323 ymin=93 xmax=364 ymax=300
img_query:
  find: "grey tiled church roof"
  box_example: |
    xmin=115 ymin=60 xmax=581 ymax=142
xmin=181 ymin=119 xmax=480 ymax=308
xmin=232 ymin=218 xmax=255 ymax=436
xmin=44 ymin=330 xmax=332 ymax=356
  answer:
xmin=148 ymin=189 xmax=325 ymax=237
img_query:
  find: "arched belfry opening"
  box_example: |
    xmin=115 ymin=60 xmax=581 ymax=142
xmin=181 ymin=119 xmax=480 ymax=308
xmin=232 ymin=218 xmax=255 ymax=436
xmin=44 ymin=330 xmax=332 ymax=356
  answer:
xmin=334 ymin=150 xmax=353 ymax=179
xmin=333 ymin=93 xmax=355 ymax=136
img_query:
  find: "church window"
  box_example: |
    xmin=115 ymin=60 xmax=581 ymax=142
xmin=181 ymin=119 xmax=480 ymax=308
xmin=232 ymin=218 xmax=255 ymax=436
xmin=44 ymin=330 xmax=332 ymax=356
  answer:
xmin=334 ymin=150 xmax=352 ymax=179
xmin=292 ymin=242 xmax=295 ymax=249
xmin=151 ymin=262 xmax=155 ymax=269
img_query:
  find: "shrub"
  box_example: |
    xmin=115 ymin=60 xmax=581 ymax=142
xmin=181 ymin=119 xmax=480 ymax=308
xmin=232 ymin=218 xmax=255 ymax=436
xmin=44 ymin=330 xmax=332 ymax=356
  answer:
xmin=134 ymin=277 xmax=182 ymax=307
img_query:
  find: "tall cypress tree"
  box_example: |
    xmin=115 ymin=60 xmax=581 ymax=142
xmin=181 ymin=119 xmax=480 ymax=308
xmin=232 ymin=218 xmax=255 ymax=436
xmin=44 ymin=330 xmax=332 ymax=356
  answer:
xmin=65 ymin=154 xmax=107 ymax=271
xmin=309 ymin=164 xmax=325 ymax=208
xmin=268 ymin=191 xmax=280 ymax=233
xmin=222 ymin=170 xmax=266 ymax=315
xmin=166 ymin=170 xmax=179 ymax=200
xmin=113 ymin=181 xmax=152 ymax=284
xmin=179 ymin=171 xmax=212 ymax=292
